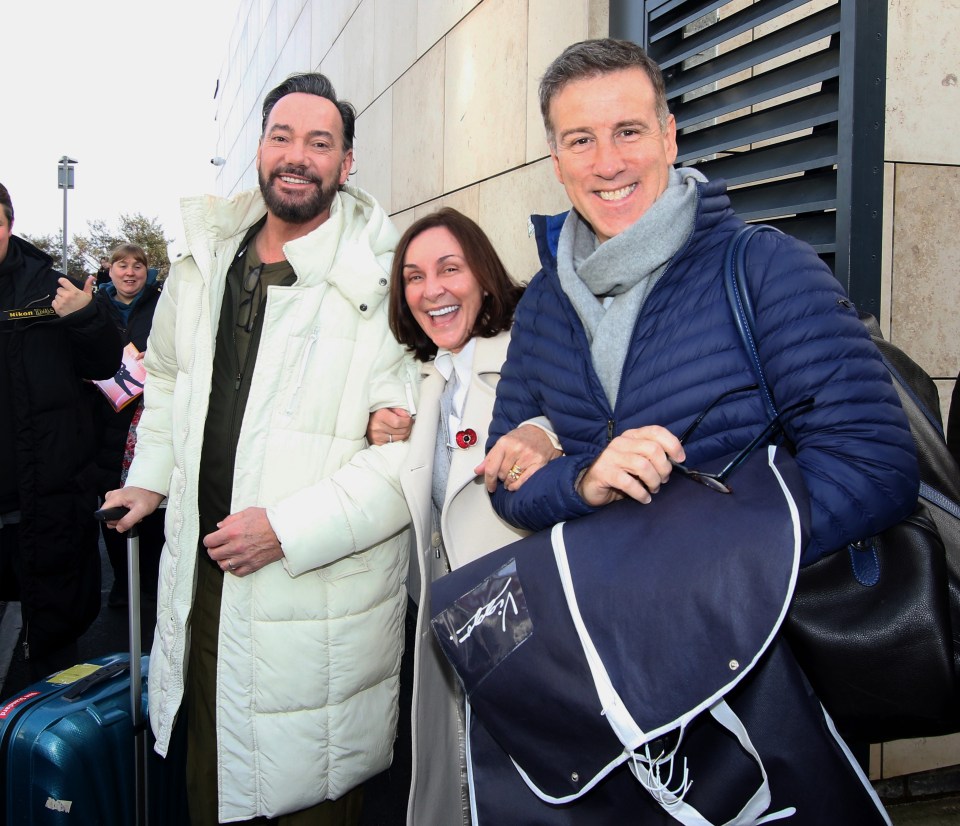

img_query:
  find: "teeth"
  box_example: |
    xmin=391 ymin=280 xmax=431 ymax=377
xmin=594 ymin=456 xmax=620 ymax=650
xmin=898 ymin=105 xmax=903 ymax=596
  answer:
xmin=280 ymin=175 xmax=309 ymax=184
xmin=598 ymin=184 xmax=636 ymax=201
xmin=428 ymin=306 xmax=459 ymax=317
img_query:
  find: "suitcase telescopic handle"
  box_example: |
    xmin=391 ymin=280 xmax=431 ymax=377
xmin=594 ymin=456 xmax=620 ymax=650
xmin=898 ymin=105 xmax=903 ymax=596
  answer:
xmin=94 ymin=506 xmax=138 ymax=538
xmin=93 ymin=505 xmax=149 ymax=824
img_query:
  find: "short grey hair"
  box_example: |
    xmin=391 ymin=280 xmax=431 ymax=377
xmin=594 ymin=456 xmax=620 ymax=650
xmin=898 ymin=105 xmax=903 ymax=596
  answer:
xmin=539 ymin=38 xmax=670 ymax=147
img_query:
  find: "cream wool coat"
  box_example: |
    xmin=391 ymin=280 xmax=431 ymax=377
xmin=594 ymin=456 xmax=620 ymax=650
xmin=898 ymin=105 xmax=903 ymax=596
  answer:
xmin=400 ymin=332 xmax=527 ymax=826
xmin=125 ymin=185 xmax=415 ymax=822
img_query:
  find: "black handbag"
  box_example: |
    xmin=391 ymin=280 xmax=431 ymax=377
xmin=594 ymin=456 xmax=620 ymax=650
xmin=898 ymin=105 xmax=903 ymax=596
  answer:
xmin=725 ymin=223 xmax=960 ymax=742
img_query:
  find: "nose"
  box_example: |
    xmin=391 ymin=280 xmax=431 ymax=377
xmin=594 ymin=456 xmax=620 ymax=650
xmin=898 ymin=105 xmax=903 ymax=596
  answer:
xmin=282 ymin=138 xmax=307 ymax=166
xmin=593 ymin=135 xmax=626 ymax=179
xmin=423 ymin=274 xmax=446 ymax=302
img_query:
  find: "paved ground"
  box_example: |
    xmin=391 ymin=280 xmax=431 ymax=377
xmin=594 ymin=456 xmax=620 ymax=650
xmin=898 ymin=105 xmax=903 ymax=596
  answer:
xmin=888 ymin=796 xmax=960 ymax=825
xmin=1 ymin=543 xmax=956 ymax=825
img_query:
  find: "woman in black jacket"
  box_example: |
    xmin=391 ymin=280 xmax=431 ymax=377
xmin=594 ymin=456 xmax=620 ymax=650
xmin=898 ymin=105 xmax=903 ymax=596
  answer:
xmin=0 ymin=182 xmax=122 ymax=685
xmin=92 ymin=243 xmax=164 ymax=611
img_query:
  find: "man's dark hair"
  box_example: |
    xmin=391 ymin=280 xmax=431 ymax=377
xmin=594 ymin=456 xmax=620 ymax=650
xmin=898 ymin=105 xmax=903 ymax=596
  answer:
xmin=0 ymin=182 xmax=13 ymax=224
xmin=389 ymin=208 xmax=524 ymax=362
xmin=539 ymin=38 xmax=670 ymax=147
xmin=261 ymin=73 xmax=357 ymax=151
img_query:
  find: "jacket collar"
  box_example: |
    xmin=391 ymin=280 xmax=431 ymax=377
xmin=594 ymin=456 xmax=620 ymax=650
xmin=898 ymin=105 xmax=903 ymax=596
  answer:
xmin=178 ymin=185 xmax=399 ymax=318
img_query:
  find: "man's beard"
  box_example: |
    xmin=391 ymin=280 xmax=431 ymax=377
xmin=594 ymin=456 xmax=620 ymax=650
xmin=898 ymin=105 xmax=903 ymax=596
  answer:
xmin=259 ymin=165 xmax=338 ymax=224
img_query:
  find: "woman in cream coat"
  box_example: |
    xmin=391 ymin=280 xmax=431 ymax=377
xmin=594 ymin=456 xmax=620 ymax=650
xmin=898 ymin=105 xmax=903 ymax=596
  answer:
xmin=381 ymin=208 xmax=560 ymax=825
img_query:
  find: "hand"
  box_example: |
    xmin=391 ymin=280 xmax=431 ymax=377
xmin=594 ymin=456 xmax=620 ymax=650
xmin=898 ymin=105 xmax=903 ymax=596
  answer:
xmin=477 ymin=424 xmax=563 ymax=492
xmin=102 ymin=486 xmax=165 ymax=532
xmin=203 ymin=507 xmax=283 ymax=576
xmin=52 ymin=275 xmax=95 ymax=317
xmin=134 ymin=350 xmax=145 ymax=361
xmin=576 ymin=426 xmax=684 ymax=507
xmin=366 ymin=407 xmax=414 ymax=446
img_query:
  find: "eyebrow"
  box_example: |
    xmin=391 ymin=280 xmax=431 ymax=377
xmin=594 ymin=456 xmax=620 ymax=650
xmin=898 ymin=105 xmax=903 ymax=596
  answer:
xmin=402 ymin=254 xmax=460 ymax=270
xmin=558 ymin=118 xmax=650 ymax=142
xmin=266 ymin=124 xmax=338 ymax=144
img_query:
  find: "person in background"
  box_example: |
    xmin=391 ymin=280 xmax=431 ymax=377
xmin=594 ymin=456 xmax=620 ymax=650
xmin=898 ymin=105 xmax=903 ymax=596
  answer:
xmin=0 ymin=181 xmax=121 ymax=688
xmin=102 ymin=73 xmax=414 ymax=825
xmin=91 ymin=243 xmax=164 ymax=610
xmin=376 ymin=208 xmax=561 ymax=826
xmin=95 ymin=256 xmax=111 ymax=288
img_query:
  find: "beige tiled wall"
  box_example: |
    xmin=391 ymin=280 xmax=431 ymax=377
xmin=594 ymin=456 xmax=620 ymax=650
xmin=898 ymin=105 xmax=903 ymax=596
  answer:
xmin=886 ymin=0 xmax=960 ymax=165
xmin=888 ymin=164 xmax=960 ymax=380
xmin=443 ymin=0 xmax=529 ymax=193
xmin=392 ymin=41 xmax=446 ymax=212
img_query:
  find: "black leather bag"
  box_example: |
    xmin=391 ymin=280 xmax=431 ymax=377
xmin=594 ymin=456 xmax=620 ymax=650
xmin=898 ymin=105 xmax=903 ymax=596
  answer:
xmin=725 ymin=223 xmax=960 ymax=742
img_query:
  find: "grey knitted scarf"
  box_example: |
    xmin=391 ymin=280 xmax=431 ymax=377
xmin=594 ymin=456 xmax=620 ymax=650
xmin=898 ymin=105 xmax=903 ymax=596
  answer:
xmin=556 ymin=166 xmax=706 ymax=407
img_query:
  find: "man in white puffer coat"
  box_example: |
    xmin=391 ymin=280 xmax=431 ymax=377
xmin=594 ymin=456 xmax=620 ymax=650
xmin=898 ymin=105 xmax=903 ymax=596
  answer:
xmin=104 ymin=73 xmax=414 ymax=824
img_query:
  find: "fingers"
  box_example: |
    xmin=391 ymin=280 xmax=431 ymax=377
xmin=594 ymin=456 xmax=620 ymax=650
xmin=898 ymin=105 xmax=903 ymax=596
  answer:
xmin=82 ymin=274 xmax=96 ymax=295
xmin=102 ymin=486 xmax=163 ymax=532
xmin=480 ymin=439 xmax=509 ymax=492
xmin=479 ymin=425 xmax=564 ymax=492
xmin=52 ymin=276 xmax=93 ymax=317
xmin=576 ymin=426 xmax=685 ymax=508
xmin=366 ymin=407 xmax=414 ymax=445
xmin=202 ymin=507 xmax=282 ymax=577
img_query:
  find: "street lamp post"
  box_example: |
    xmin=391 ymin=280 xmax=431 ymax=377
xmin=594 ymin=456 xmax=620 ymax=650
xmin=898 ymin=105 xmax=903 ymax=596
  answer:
xmin=57 ymin=156 xmax=78 ymax=275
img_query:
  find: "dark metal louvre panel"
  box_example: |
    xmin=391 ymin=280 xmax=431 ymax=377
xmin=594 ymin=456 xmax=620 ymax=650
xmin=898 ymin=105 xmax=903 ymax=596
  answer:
xmin=672 ymin=47 xmax=840 ymax=132
xmin=675 ymin=91 xmax=840 ymax=164
xmin=664 ymin=5 xmax=841 ymax=99
xmin=610 ymin=0 xmax=888 ymax=314
xmin=692 ymin=128 xmax=839 ymax=187
xmin=652 ymin=0 xmax=813 ymax=69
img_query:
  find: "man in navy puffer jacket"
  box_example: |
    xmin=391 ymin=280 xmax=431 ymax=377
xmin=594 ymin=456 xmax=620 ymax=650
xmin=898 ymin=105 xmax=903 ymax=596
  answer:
xmin=485 ymin=38 xmax=918 ymax=565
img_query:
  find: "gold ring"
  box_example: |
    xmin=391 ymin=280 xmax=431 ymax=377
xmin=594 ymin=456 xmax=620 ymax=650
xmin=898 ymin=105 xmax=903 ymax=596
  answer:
xmin=507 ymin=464 xmax=523 ymax=481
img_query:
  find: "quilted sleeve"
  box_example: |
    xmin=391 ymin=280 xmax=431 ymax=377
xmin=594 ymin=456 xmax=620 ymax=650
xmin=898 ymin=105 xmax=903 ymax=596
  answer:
xmin=746 ymin=231 xmax=919 ymax=562
xmin=487 ymin=283 xmax=600 ymax=531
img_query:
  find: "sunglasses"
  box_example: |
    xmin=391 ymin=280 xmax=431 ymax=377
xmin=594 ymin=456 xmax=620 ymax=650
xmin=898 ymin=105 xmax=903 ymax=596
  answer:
xmin=236 ymin=264 xmax=264 ymax=334
xmin=670 ymin=384 xmax=813 ymax=494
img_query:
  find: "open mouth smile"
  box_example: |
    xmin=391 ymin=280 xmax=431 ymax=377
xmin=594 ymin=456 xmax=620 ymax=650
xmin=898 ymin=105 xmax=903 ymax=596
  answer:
xmin=597 ymin=183 xmax=637 ymax=202
xmin=428 ymin=305 xmax=460 ymax=319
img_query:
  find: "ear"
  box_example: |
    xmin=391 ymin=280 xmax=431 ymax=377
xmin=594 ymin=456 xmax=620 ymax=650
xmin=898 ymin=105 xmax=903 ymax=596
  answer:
xmin=662 ymin=114 xmax=678 ymax=167
xmin=550 ymin=146 xmax=564 ymax=184
xmin=339 ymin=149 xmax=354 ymax=185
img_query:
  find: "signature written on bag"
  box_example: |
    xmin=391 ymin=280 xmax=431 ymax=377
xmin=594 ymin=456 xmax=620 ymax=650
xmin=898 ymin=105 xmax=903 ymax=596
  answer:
xmin=433 ymin=558 xmax=533 ymax=690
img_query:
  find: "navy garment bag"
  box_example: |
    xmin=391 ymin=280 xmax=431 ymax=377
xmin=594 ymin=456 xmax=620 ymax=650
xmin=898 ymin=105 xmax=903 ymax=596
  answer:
xmin=431 ymin=446 xmax=891 ymax=825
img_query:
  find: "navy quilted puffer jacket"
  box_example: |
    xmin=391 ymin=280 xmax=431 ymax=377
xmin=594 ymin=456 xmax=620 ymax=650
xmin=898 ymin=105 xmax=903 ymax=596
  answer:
xmin=488 ymin=179 xmax=918 ymax=564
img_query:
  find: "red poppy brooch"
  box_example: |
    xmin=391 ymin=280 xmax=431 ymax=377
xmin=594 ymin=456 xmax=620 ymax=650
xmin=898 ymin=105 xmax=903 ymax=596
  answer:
xmin=455 ymin=429 xmax=478 ymax=449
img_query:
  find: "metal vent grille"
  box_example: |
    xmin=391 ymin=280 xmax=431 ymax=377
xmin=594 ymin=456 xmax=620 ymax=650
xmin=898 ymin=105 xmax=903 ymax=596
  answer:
xmin=611 ymin=0 xmax=887 ymax=314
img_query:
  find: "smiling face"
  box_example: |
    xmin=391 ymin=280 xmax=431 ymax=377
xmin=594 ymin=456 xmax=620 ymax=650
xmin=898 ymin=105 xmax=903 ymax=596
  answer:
xmin=256 ymin=92 xmax=353 ymax=229
xmin=109 ymin=255 xmax=148 ymax=304
xmin=402 ymin=226 xmax=485 ymax=354
xmin=549 ymin=67 xmax=678 ymax=244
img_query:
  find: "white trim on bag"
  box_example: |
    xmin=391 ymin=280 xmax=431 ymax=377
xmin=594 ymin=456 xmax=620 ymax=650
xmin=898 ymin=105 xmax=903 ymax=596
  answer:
xmin=507 ymin=446 xmax=805 ymax=823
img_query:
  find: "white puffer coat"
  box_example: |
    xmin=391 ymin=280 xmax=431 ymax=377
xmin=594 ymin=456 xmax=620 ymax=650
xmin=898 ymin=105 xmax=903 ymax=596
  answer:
xmin=125 ymin=185 xmax=414 ymax=822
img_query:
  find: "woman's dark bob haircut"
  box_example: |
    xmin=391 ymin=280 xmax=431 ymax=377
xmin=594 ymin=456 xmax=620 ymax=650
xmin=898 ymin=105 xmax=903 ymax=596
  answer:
xmin=389 ymin=207 xmax=523 ymax=362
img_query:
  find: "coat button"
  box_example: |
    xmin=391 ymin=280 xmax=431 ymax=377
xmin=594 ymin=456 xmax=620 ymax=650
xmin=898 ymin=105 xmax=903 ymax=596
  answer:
xmin=379 ymin=277 xmax=387 ymax=286
xmin=431 ymin=531 xmax=442 ymax=548
xmin=359 ymin=303 xmax=368 ymax=312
